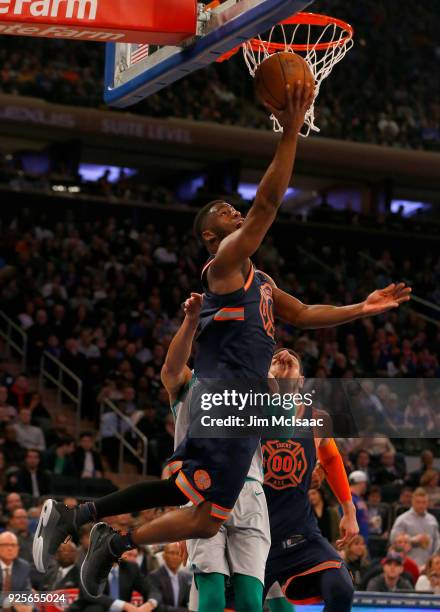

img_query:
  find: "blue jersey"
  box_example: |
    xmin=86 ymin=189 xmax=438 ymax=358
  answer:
xmin=194 ymin=259 xmax=275 ymax=379
xmin=262 ymin=414 xmax=319 ymax=544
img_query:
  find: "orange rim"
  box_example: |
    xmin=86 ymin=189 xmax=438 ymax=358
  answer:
xmin=217 ymin=12 xmax=353 ymax=62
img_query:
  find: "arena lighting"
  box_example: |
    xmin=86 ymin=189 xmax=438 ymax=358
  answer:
xmin=391 ymin=199 xmax=432 ymax=217
xmin=238 ymin=182 xmax=300 ymax=201
xmin=78 ymin=163 xmax=137 ymax=183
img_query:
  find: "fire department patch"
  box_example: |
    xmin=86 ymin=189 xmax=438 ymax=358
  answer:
xmin=262 ymin=439 xmax=308 ymax=490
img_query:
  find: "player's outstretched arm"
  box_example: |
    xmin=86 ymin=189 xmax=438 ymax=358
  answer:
xmin=211 ymin=82 xmax=314 ymax=280
xmin=272 ymin=282 xmax=411 ymax=329
xmin=161 ymin=293 xmax=202 ymax=401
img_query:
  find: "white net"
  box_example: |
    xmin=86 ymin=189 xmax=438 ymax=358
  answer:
xmin=242 ymin=14 xmax=354 ymax=136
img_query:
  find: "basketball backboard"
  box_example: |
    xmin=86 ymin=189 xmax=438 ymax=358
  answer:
xmin=104 ymin=0 xmax=314 ymax=108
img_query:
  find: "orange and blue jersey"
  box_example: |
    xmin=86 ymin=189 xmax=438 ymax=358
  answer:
xmin=262 ymin=411 xmax=319 ymax=544
xmin=166 ymin=258 xmax=275 ymax=520
xmin=195 ymin=258 xmax=275 ymax=378
xmin=262 ymin=408 xmax=349 ymax=606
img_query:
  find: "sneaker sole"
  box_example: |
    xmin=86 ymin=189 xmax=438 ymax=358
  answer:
xmin=80 ymin=522 xmax=108 ymax=599
xmin=33 ymin=499 xmax=59 ymax=573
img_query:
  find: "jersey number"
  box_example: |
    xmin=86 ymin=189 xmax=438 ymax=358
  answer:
xmin=259 ymin=283 xmax=275 ymax=339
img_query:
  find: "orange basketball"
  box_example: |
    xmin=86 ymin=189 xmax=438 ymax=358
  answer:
xmin=255 ymin=52 xmax=315 ymax=110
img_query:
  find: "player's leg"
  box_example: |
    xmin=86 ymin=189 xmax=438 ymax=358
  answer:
xmin=232 ymin=574 xmax=264 ymax=612
xmin=265 ymin=580 xmax=295 ymax=612
xmin=318 ymin=566 xmax=354 ymax=612
xmin=226 ymin=480 xmax=270 ymax=612
xmin=268 ymin=599 xmax=295 ymax=612
xmin=195 ymin=573 xmax=227 ymax=612
xmin=80 ymin=501 xmax=223 ymax=597
xmin=33 ymin=475 xmax=209 ymax=573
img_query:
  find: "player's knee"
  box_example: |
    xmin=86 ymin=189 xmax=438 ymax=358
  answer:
xmin=197 ymin=516 xmax=222 ymax=538
xmin=190 ymin=504 xmax=223 ymax=538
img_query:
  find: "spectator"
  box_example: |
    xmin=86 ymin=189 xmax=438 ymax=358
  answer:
xmin=416 ymin=554 xmax=440 ymax=592
xmin=354 ymin=449 xmax=374 ymax=483
xmin=27 ymin=310 xmax=51 ymax=370
xmin=0 ymin=386 xmax=17 ymax=431
xmin=308 ymin=487 xmax=340 ymax=545
xmin=367 ymin=486 xmax=388 ymax=537
xmin=0 ymin=531 xmax=32 ymax=605
xmin=366 ymin=552 xmax=413 ymax=593
xmin=7 ymin=508 xmax=33 ymax=564
xmin=100 ymin=407 xmax=134 ymax=472
xmin=8 ymin=375 xmax=32 ymax=410
xmin=374 ymin=451 xmax=406 ymax=486
xmin=149 ymin=543 xmax=192 ymax=611
xmin=73 ymin=432 xmax=103 ymax=478
xmin=0 ymin=425 xmax=26 ymax=466
xmin=45 ymin=414 xmax=70 ymax=448
xmin=28 ymin=393 xmax=51 ymax=429
xmin=41 ymin=541 xmax=80 ymax=591
xmin=13 ymin=408 xmax=45 ymax=451
xmin=407 ymin=450 xmax=435 ymax=488
xmin=398 ymin=487 xmax=414 ymax=508
xmin=390 ymin=488 xmax=440 ymax=568
xmin=348 ymin=471 xmax=370 ymax=542
xmin=43 ymin=436 xmax=77 ymax=477
xmin=341 ymin=535 xmax=370 ymax=588
xmin=68 ymin=554 xmax=161 ymax=611
xmin=4 ymin=493 xmax=23 ymax=515
xmin=420 ymin=469 xmax=440 ymax=507
xmin=10 ymin=449 xmax=51 ymax=498
xmin=390 ymin=533 xmax=420 ymax=585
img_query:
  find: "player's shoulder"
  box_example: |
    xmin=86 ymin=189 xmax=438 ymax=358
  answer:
xmin=255 ymin=269 xmax=277 ymax=287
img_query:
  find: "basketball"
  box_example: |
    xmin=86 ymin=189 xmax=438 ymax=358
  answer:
xmin=254 ymin=52 xmax=315 ymax=110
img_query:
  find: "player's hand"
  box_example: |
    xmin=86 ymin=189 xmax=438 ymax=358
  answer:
xmin=178 ymin=540 xmax=189 ymax=565
xmin=361 ymin=282 xmax=411 ymax=316
xmin=264 ymin=81 xmax=315 ymax=134
xmin=336 ymin=504 xmax=359 ymax=550
xmin=270 ymin=349 xmax=294 ymax=376
xmin=183 ymin=292 xmax=203 ymax=321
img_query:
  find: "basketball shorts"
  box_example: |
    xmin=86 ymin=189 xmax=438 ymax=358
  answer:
xmin=265 ymin=532 xmax=344 ymax=605
xmin=265 ymin=581 xmax=284 ymax=599
xmin=188 ymin=478 xmax=271 ymax=611
xmin=167 ymin=434 xmax=261 ymax=520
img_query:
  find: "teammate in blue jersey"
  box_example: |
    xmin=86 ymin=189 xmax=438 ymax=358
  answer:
xmin=263 ymin=348 xmax=358 ymax=612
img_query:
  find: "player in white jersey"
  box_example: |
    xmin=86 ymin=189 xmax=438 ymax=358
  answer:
xmin=161 ymin=293 xmax=270 ymax=612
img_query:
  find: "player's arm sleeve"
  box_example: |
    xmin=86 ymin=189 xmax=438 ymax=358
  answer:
xmin=317 ymin=439 xmax=351 ymax=504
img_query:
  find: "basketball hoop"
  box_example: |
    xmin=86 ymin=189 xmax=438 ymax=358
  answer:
xmin=218 ymin=13 xmax=354 ymax=137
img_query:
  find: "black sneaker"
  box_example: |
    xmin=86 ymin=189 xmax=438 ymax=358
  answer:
xmin=80 ymin=522 xmax=120 ymax=598
xmin=33 ymin=499 xmax=77 ymax=572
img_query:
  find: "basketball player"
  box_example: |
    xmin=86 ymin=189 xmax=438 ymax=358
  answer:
xmin=34 ymin=81 xmax=315 ymax=597
xmin=161 ymin=292 xmax=270 ymax=612
xmin=263 ymin=348 xmax=357 ymax=612
xmin=35 ymin=73 xmax=410 ymax=597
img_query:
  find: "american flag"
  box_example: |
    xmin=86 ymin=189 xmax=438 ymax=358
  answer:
xmin=130 ymin=44 xmax=150 ymax=64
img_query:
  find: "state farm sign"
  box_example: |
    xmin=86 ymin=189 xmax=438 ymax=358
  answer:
xmin=0 ymin=0 xmax=97 ymax=19
xmin=0 ymin=0 xmax=197 ymax=44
